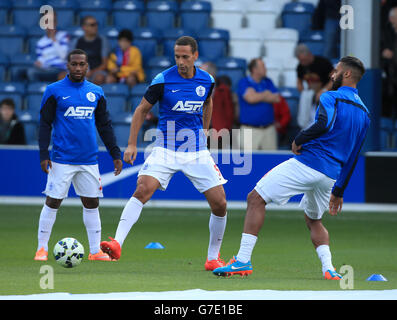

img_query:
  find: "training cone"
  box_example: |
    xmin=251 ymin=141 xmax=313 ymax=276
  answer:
xmin=145 ymin=242 xmax=165 ymax=249
xmin=366 ymin=274 xmax=388 ymax=281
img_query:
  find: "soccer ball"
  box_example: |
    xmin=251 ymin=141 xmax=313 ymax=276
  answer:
xmin=53 ymin=238 xmax=84 ymax=268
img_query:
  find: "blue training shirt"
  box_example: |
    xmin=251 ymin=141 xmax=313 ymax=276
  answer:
xmin=294 ymin=86 xmax=370 ymax=197
xmin=39 ymin=75 xmax=121 ymax=165
xmin=144 ymin=65 xmax=215 ymax=152
xmin=237 ymin=76 xmax=278 ymax=126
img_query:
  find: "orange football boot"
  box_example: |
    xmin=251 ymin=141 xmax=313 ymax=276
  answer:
xmin=100 ymin=237 xmax=121 ymax=260
xmin=34 ymin=247 xmax=48 ymax=261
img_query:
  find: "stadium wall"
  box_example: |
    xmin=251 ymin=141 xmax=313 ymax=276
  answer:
xmin=0 ymin=146 xmax=365 ymax=203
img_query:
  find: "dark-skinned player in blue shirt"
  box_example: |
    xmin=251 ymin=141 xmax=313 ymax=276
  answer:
xmin=213 ymin=56 xmax=370 ymax=280
xmin=34 ymin=49 xmax=123 ymax=262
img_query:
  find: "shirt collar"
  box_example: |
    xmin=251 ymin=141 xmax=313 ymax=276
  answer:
xmin=338 ymin=86 xmax=358 ymax=93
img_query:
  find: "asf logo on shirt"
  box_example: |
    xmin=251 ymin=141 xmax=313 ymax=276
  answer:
xmin=171 ymin=101 xmax=204 ymax=113
xmin=64 ymin=106 xmax=95 ymax=119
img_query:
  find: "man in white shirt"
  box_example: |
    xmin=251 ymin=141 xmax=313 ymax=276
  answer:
xmin=28 ymin=11 xmax=69 ymax=82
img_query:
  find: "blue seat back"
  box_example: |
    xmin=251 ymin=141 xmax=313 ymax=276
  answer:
xmin=180 ymin=1 xmax=211 ymax=33
xmin=197 ymin=28 xmax=229 ymax=61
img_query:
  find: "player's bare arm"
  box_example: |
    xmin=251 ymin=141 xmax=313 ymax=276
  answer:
xmin=113 ymin=159 xmax=123 ymax=176
xmin=124 ymin=97 xmax=154 ymax=165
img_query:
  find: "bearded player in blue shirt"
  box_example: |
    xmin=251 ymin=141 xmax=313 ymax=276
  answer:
xmin=34 ymin=49 xmax=123 ymax=262
xmin=213 ymin=56 xmax=370 ymax=280
xmin=101 ymin=36 xmax=228 ymax=271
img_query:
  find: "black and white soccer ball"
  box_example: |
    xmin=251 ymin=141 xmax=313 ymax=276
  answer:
xmin=53 ymin=237 xmax=84 ymax=268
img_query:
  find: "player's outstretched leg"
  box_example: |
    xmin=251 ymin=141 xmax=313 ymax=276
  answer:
xmin=35 ymin=197 xmax=62 ymax=261
xmin=304 ymin=215 xmax=342 ymax=280
xmin=204 ymin=185 xmax=227 ymax=271
xmin=101 ymin=175 xmax=159 ymax=260
xmin=213 ymin=189 xmax=265 ymax=277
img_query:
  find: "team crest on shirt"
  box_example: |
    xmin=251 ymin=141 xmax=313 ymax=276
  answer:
xmin=196 ymin=86 xmax=206 ymax=97
xmin=86 ymin=92 xmax=96 ymax=102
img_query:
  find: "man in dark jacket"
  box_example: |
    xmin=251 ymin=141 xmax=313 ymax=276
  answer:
xmin=0 ymin=98 xmax=26 ymax=145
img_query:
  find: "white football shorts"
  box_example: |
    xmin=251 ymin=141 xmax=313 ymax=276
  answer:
xmin=254 ymin=158 xmax=335 ymax=220
xmin=43 ymin=161 xmax=103 ymax=199
xmin=138 ymin=147 xmax=227 ymax=193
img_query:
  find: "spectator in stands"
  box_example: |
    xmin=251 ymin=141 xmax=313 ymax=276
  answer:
xmin=106 ymin=29 xmax=145 ymax=87
xmin=312 ymin=0 xmax=341 ymax=60
xmin=381 ymin=6 xmax=397 ymax=118
xmin=295 ymin=44 xmax=334 ymax=129
xmin=72 ymin=16 xmax=109 ymax=85
xmin=27 ymin=11 xmax=69 ymax=82
xmin=237 ymin=58 xmax=280 ymax=151
xmin=200 ymin=61 xmax=235 ymax=150
xmin=0 ymin=98 xmax=26 ymax=145
xmin=273 ymin=95 xmax=292 ymax=148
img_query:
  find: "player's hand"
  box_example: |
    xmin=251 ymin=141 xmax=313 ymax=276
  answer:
xmin=40 ymin=159 xmax=52 ymax=174
xmin=329 ymin=194 xmax=343 ymax=216
xmin=123 ymin=144 xmax=137 ymax=165
xmin=113 ymin=159 xmax=123 ymax=176
xmin=291 ymin=141 xmax=302 ymax=155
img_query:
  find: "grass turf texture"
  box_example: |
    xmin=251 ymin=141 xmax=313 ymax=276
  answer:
xmin=0 ymin=204 xmax=396 ymax=295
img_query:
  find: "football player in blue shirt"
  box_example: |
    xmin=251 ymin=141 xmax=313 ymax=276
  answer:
xmin=213 ymin=56 xmax=370 ymax=280
xmin=34 ymin=49 xmax=123 ymax=262
xmin=101 ymin=37 xmax=228 ymax=271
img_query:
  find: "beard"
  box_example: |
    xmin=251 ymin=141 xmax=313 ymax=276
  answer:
xmin=331 ymin=73 xmax=343 ymax=91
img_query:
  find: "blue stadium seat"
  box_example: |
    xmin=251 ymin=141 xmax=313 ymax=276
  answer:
xmin=146 ymin=0 xmax=178 ymax=32
xmin=162 ymin=28 xmax=196 ymax=59
xmin=22 ymin=119 xmax=39 ymax=145
xmin=9 ymin=53 xmax=36 ymax=81
xmin=180 ymin=1 xmax=211 ymax=33
xmin=12 ymin=0 xmax=43 ymax=29
xmin=101 ymin=26 xmax=120 ymax=51
xmin=0 ymin=66 xmax=5 ymax=81
xmin=129 ymin=82 xmax=148 ymax=112
xmin=146 ymin=56 xmax=173 ymax=83
xmin=0 ymin=52 xmax=9 ymax=69
xmin=112 ymin=0 xmax=144 ymax=30
xmin=0 ymin=0 xmax=11 ymax=25
xmin=27 ymin=81 xmax=48 ymax=94
xmin=65 ymin=26 xmax=84 ymax=41
xmin=102 ymin=83 xmax=129 ymax=97
xmin=47 ymin=0 xmax=78 ymax=28
xmin=101 ymin=83 xmax=129 ymax=118
xmin=282 ymin=2 xmax=315 ymax=35
xmin=26 ymin=94 xmax=44 ymax=115
xmin=196 ymin=28 xmax=229 ymax=61
xmin=78 ymin=0 xmax=112 ymax=27
xmin=0 ymin=82 xmax=25 ymax=110
xmin=300 ymin=30 xmax=325 ymax=56
xmin=0 ymin=25 xmax=26 ymax=57
xmin=133 ymin=28 xmax=161 ymax=66
xmin=215 ymin=57 xmax=246 ymax=92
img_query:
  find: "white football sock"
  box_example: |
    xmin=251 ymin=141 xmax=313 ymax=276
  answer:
xmin=83 ymin=207 xmax=102 ymax=255
xmin=115 ymin=197 xmax=143 ymax=247
xmin=316 ymin=244 xmax=334 ymax=275
xmin=236 ymin=233 xmax=258 ymax=263
xmin=37 ymin=204 xmax=57 ymax=251
xmin=207 ymin=213 xmax=227 ymax=260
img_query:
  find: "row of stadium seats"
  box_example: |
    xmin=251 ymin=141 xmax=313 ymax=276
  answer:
xmin=0 ymin=0 xmax=318 ymax=35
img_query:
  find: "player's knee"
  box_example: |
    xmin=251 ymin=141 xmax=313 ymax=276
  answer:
xmin=45 ymin=197 xmax=62 ymax=209
xmin=133 ymin=183 xmax=151 ymax=204
xmin=81 ymin=197 xmax=99 ymax=209
xmin=247 ymin=190 xmax=265 ymax=208
xmin=211 ymin=197 xmax=227 ymax=217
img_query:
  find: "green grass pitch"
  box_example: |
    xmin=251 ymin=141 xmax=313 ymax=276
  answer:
xmin=0 ymin=204 xmax=396 ymax=295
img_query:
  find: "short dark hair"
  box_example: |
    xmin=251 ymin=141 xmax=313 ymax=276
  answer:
xmin=0 ymin=98 xmax=15 ymax=109
xmin=67 ymin=49 xmax=88 ymax=62
xmin=175 ymin=36 xmax=198 ymax=54
xmin=118 ymin=29 xmax=133 ymax=42
xmin=81 ymin=15 xmax=97 ymax=26
xmin=339 ymin=56 xmax=365 ymax=82
xmin=248 ymin=58 xmax=260 ymax=73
